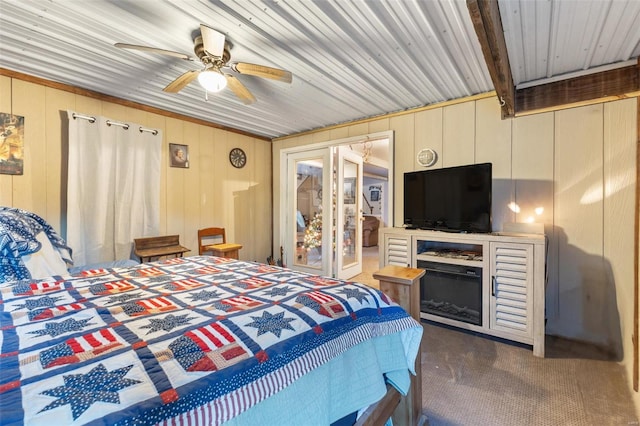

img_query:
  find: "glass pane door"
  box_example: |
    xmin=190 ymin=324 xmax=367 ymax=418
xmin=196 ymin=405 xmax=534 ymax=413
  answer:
xmin=336 ymin=147 xmax=363 ymax=279
xmin=286 ymin=149 xmax=333 ymax=276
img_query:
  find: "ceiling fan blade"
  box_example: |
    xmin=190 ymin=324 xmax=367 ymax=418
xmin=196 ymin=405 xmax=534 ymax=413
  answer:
xmin=200 ymin=24 xmax=226 ymax=58
xmin=114 ymin=43 xmax=194 ymax=61
xmin=164 ymin=70 xmax=200 ymax=93
xmin=230 ymin=62 xmax=292 ymax=83
xmin=225 ymin=74 xmax=256 ymax=105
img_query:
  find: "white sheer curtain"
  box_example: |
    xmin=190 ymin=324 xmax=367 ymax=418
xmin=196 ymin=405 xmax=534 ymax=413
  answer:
xmin=66 ymin=111 xmax=161 ymax=265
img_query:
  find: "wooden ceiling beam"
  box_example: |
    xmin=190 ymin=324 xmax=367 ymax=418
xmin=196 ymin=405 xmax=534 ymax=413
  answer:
xmin=515 ymin=59 xmax=640 ymax=115
xmin=467 ymin=0 xmax=515 ymax=119
xmin=467 ymin=2 xmax=639 ymax=119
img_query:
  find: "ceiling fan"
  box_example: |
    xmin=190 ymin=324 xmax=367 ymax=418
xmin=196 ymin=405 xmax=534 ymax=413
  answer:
xmin=115 ymin=24 xmax=292 ymax=104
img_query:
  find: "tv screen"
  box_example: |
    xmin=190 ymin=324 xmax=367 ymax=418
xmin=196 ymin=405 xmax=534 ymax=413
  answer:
xmin=404 ymin=163 xmax=492 ymax=233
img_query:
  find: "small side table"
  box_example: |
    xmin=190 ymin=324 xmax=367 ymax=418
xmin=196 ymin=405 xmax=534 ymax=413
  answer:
xmin=205 ymin=243 xmax=243 ymax=260
xmin=373 ymin=265 xmax=426 ymax=426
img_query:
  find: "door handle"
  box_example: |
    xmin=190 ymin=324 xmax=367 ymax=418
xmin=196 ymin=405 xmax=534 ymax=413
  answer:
xmin=491 ymin=276 xmax=496 ymax=297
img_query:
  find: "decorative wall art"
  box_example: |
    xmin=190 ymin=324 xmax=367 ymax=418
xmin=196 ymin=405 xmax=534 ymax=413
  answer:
xmin=169 ymin=143 xmax=189 ymax=168
xmin=0 ymin=113 xmax=24 ymax=175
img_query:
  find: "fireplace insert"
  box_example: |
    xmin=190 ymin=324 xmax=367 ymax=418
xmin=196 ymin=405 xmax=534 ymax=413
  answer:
xmin=418 ymin=260 xmax=482 ymax=326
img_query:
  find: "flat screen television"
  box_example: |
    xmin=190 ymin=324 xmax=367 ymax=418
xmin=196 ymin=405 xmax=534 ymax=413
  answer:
xmin=404 ymin=163 xmax=492 ymax=233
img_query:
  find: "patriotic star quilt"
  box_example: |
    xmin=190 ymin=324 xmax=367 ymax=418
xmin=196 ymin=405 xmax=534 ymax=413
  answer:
xmin=0 ymin=256 xmax=421 ymax=425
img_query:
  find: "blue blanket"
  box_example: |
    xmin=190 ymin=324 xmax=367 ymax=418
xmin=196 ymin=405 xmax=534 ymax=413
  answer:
xmin=0 ymin=207 xmax=73 ymax=282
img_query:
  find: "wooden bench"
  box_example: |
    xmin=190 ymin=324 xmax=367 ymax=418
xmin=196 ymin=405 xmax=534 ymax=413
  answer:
xmin=134 ymin=235 xmax=190 ymax=263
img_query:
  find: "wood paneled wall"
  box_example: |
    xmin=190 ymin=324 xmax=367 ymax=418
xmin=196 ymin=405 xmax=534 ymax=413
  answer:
xmin=3 ymin=72 xmax=636 ymax=397
xmin=0 ymin=75 xmax=272 ymax=263
xmin=273 ymin=94 xmax=637 ymax=367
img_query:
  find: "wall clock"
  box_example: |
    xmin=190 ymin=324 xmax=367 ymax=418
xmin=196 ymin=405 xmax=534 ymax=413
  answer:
xmin=417 ymin=148 xmax=437 ymax=167
xmin=229 ymin=148 xmax=247 ymax=168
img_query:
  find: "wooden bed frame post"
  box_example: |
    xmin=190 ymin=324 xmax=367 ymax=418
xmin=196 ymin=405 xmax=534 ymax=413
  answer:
xmin=373 ymin=266 xmax=427 ymax=426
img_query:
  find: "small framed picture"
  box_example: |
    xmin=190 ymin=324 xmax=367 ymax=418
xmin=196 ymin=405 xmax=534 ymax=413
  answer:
xmin=169 ymin=143 xmax=189 ymax=168
xmin=0 ymin=113 xmax=25 ymax=175
xmin=370 ymin=189 xmax=380 ymax=201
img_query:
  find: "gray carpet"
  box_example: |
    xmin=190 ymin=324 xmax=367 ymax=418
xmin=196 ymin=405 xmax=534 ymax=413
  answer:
xmin=421 ymin=322 xmax=638 ymax=426
xmin=351 ymin=246 xmax=638 ymax=426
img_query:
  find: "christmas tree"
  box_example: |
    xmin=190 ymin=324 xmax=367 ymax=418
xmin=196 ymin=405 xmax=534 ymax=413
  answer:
xmin=303 ymin=211 xmax=322 ymax=249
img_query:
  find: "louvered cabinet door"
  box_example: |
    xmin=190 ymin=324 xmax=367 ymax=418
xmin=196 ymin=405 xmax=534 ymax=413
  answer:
xmin=490 ymin=242 xmax=534 ymax=340
xmin=383 ymin=234 xmax=411 ymax=267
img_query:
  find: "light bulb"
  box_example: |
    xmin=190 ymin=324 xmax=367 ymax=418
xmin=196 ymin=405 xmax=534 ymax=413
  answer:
xmin=198 ymin=70 xmax=227 ymax=92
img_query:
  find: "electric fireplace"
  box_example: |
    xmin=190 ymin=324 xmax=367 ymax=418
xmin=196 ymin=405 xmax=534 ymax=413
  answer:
xmin=418 ymin=260 xmax=482 ymax=326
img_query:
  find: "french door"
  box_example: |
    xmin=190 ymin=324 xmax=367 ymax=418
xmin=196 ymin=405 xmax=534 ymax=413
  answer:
xmin=285 ymin=147 xmax=363 ymax=278
xmin=335 ymin=147 xmax=363 ymax=279
xmin=286 ymin=148 xmax=333 ymax=276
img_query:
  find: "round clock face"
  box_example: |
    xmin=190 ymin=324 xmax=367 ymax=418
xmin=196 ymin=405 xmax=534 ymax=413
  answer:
xmin=417 ymin=148 xmax=437 ymax=167
xmin=229 ymin=148 xmax=247 ymax=168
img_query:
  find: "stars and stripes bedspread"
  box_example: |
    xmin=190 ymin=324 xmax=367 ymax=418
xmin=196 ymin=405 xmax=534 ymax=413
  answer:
xmin=0 ymin=256 xmax=422 ymax=425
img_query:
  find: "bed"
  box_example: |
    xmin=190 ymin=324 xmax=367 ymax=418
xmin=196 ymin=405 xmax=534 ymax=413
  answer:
xmin=0 ymin=242 xmax=422 ymax=424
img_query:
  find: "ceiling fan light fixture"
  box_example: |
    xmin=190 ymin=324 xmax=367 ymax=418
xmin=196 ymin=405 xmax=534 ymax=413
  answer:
xmin=198 ymin=69 xmax=227 ymax=92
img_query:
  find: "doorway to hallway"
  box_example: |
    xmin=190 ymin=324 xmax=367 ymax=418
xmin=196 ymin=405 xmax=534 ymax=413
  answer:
xmin=279 ymin=131 xmax=392 ymax=280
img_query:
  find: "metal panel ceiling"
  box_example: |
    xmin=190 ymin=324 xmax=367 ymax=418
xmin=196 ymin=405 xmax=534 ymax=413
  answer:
xmin=0 ymin=0 xmax=638 ymax=139
xmin=499 ymin=0 xmax=640 ymax=87
xmin=0 ymin=0 xmax=492 ymax=138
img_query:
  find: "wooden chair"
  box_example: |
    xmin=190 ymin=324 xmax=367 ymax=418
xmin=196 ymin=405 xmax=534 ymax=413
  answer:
xmin=198 ymin=227 xmax=226 ymax=255
xmin=198 ymin=227 xmax=243 ymax=260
